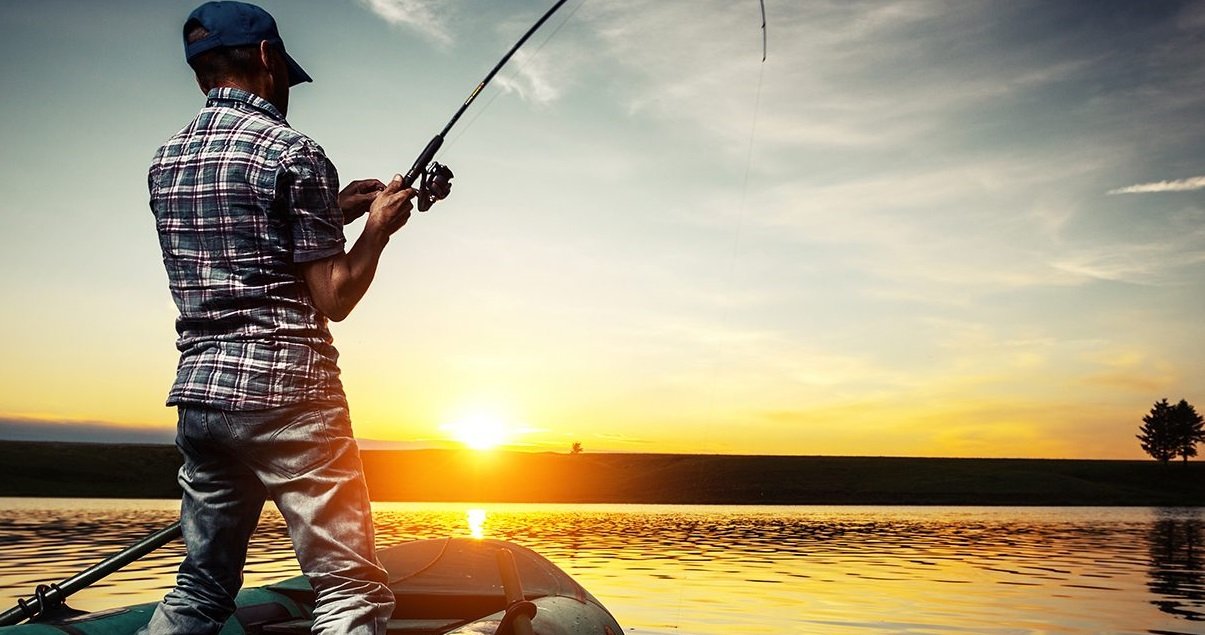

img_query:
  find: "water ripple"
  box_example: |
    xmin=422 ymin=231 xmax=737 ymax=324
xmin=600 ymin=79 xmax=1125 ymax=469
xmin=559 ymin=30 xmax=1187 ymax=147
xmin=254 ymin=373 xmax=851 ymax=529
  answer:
xmin=0 ymin=502 xmax=1202 ymax=634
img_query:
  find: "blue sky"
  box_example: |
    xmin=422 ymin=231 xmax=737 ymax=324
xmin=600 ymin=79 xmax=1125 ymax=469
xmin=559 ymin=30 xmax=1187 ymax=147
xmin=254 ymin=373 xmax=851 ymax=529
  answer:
xmin=1 ymin=0 xmax=1203 ymax=458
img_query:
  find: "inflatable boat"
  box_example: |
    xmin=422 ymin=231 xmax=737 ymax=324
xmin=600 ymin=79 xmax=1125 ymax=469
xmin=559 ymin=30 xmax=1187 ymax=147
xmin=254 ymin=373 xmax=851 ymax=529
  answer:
xmin=0 ymin=536 xmax=623 ymax=634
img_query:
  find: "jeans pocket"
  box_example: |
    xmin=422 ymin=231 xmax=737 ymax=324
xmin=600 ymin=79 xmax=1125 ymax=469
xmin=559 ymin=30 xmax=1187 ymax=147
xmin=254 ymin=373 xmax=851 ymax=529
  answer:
xmin=233 ymin=405 xmax=335 ymax=479
xmin=175 ymin=406 xmax=204 ymax=479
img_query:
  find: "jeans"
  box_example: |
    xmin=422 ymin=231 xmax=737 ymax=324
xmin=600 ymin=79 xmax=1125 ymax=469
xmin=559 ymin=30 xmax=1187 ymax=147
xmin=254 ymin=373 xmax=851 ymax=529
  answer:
xmin=139 ymin=401 xmax=395 ymax=634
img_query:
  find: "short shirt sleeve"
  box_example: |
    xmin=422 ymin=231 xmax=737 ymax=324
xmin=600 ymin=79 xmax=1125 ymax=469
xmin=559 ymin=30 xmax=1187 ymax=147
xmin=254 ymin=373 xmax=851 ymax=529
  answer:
xmin=278 ymin=139 xmax=346 ymax=263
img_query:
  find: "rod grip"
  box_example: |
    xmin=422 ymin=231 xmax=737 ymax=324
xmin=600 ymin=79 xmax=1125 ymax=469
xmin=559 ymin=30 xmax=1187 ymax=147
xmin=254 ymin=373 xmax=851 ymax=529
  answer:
xmin=403 ymin=135 xmax=444 ymax=187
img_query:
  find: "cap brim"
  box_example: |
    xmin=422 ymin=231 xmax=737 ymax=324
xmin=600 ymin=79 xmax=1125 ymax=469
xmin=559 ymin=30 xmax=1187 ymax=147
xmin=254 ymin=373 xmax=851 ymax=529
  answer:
xmin=283 ymin=50 xmax=311 ymax=86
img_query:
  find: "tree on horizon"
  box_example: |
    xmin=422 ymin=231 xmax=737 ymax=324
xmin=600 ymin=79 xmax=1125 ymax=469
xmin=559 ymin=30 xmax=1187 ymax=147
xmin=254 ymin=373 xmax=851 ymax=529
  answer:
xmin=1139 ymin=399 xmax=1178 ymax=464
xmin=1139 ymin=398 xmax=1204 ymax=464
xmin=1171 ymin=399 xmax=1205 ymax=463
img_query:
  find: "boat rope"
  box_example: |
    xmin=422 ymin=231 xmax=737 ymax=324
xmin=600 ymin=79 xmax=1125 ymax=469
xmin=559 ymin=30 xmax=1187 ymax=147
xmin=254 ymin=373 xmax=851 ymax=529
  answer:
xmin=388 ymin=537 xmax=454 ymax=585
xmin=14 ymin=583 xmax=64 ymax=622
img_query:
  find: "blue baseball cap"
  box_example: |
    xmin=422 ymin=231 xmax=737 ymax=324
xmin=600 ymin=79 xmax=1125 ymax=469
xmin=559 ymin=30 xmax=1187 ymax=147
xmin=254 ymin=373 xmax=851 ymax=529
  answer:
xmin=183 ymin=1 xmax=312 ymax=86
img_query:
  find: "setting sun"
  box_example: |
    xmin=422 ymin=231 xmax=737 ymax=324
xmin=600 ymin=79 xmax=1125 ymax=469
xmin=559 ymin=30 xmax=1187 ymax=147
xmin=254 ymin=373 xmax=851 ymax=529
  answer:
xmin=440 ymin=413 xmax=510 ymax=451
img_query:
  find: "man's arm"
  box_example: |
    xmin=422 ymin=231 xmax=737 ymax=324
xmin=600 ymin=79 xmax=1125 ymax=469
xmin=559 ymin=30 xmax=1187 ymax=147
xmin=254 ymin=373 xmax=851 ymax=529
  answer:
xmin=299 ymin=176 xmax=416 ymax=322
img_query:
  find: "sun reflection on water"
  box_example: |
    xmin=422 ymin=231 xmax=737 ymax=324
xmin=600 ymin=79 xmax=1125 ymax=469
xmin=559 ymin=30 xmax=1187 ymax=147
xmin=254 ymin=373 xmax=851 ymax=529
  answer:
xmin=466 ymin=508 xmax=487 ymax=539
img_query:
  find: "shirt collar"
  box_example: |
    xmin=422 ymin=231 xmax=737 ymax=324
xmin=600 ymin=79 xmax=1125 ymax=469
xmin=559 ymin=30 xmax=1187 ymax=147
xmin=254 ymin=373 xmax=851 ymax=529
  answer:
xmin=205 ymin=87 xmax=286 ymax=123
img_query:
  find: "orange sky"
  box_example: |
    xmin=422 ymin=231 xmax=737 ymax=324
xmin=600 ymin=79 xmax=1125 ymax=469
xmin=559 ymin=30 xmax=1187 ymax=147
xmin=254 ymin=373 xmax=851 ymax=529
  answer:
xmin=2 ymin=1 xmax=1204 ymax=459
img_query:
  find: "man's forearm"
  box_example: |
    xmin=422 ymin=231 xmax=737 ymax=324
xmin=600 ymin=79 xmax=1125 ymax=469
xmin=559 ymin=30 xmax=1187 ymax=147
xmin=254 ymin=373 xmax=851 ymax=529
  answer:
xmin=301 ymin=178 xmax=414 ymax=320
xmin=301 ymin=225 xmax=391 ymax=322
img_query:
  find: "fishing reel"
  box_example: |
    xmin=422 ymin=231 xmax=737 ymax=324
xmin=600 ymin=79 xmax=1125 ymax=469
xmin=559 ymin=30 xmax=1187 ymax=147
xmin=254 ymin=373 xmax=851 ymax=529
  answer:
xmin=418 ymin=161 xmax=454 ymax=212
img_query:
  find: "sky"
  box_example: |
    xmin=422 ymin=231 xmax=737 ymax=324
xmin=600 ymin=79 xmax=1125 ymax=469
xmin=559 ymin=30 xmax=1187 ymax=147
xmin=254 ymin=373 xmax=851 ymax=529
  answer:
xmin=1 ymin=0 xmax=1203 ymax=459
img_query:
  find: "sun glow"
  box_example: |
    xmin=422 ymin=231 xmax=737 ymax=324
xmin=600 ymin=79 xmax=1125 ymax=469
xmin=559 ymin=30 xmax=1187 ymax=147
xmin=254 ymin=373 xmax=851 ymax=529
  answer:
xmin=441 ymin=412 xmax=510 ymax=451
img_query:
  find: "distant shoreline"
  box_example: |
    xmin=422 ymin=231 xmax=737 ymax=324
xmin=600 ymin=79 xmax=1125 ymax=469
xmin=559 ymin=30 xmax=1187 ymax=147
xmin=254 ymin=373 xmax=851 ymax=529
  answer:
xmin=3 ymin=440 xmax=1204 ymax=506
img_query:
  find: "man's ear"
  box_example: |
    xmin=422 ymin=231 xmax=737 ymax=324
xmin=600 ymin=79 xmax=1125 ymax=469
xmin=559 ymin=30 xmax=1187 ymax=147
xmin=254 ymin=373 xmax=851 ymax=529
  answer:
xmin=257 ymin=40 xmax=279 ymax=94
xmin=258 ymin=40 xmax=288 ymax=85
xmin=259 ymin=40 xmax=274 ymax=74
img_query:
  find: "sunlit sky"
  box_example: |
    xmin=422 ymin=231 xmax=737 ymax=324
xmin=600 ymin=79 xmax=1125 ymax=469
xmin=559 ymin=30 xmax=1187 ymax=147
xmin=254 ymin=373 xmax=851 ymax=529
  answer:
xmin=2 ymin=0 xmax=1203 ymax=458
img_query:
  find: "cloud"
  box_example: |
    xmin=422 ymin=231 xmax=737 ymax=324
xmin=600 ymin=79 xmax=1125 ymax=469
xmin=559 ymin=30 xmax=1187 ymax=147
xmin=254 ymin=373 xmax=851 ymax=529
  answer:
xmin=493 ymin=49 xmax=561 ymax=105
xmin=1049 ymin=213 xmax=1205 ymax=286
xmin=357 ymin=0 xmax=452 ymax=45
xmin=1079 ymin=348 xmax=1180 ymax=394
xmin=1050 ymin=251 xmax=1164 ymax=285
xmin=0 ymin=416 xmax=173 ymax=444
xmin=571 ymin=0 xmax=1111 ymax=162
xmin=1107 ymin=175 xmax=1205 ymax=194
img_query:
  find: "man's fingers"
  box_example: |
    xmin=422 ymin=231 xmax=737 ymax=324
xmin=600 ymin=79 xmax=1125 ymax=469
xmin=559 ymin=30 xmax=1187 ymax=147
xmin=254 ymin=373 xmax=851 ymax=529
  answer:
xmin=386 ymin=187 xmax=417 ymax=205
xmin=345 ymin=179 xmax=379 ymax=194
xmin=352 ymin=193 xmax=379 ymax=207
xmin=340 ymin=178 xmax=385 ymax=199
xmin=358 ymin=178 xmax=386 ymax=193
xmin=368 ymin=179 xmax=418 ymax=236
xmin=382 ymin=174 xmax=406 ymax=194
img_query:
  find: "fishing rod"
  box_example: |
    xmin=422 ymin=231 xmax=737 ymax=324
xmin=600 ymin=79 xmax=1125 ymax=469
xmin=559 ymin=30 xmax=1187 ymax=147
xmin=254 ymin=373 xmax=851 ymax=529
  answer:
xmin=0 ymin=7 xmax=574 ymax=623
xmin=402 ymin=0 xmax=574 ymax=212
xmin=0 ymin=3 xmax=766 ymax=626
xmin=0 ymin=522 xmax=182 ymax=626
xmin=759 ymin=0 xmax=767 ymax=62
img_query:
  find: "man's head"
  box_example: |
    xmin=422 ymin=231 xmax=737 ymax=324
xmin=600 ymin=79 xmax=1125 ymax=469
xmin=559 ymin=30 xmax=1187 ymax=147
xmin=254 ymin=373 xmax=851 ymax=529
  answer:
xmin=183 ymin=2 xmax=311 ymax=115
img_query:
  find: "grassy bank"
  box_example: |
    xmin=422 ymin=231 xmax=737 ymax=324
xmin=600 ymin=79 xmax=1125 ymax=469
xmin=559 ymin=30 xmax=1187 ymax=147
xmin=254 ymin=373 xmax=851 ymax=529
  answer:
xmin=2 ymin=440 xmax=1204 ymax=505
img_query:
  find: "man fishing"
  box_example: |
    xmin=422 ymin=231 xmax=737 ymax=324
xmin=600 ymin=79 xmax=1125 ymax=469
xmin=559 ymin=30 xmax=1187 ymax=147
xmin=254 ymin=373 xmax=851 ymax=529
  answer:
xmin=141 ymin=2 xmax=446 ymax=633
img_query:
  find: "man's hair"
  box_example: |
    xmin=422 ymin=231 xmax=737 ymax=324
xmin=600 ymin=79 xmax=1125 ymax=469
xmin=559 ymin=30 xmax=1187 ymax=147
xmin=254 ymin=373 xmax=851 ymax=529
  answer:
xmin=185 ymin=20 xmax=261 ymax=87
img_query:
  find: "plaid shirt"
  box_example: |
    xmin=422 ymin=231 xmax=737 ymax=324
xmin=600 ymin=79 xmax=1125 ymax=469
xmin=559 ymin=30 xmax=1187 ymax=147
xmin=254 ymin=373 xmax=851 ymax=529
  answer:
xmin=149 ymin=87 xmax=347 ymax=410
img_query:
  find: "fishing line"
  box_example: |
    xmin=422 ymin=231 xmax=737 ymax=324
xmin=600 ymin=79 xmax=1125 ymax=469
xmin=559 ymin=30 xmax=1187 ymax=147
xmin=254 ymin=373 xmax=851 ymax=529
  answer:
xmin=674 ymin=2 xmax=768 ymax=631
xmin=443 ymin=0 xmax=589 ymax=154
xmin=728 ymin=48 xmax=766 ymax=271
xmin=693 ymin=3 xmax=770 ymax=473
xmin=700 ymin=0 xmax=768 ymax=457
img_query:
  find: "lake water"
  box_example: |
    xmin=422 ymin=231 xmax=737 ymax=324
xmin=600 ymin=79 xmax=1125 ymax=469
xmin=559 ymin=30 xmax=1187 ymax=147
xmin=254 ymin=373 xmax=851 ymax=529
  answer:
xmin=0 ymin=500 xmax=1202 ymax=634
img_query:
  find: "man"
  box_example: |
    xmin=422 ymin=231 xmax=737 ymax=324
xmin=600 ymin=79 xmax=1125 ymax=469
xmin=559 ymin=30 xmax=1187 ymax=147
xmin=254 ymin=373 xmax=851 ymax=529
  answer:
xmin=143 ymin=3 xmax=445 ymax=633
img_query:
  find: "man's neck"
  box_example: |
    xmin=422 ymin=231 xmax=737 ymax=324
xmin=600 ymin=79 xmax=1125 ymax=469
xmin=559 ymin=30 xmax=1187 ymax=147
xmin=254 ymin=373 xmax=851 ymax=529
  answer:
xmin=206 ymin=78 xmax=286 ymax=117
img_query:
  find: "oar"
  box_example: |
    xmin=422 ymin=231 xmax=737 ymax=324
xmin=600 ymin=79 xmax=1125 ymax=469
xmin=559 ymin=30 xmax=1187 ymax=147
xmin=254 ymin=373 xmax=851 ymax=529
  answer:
xmin=495 ymin=548 xmax=537 ymax=635
xmin=0 ymin=521 xmax=182 ymax=627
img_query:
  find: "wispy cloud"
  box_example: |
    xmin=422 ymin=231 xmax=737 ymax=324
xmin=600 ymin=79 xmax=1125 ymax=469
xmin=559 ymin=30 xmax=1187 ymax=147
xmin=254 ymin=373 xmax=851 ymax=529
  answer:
xmin=357 ymin=0 xmax=452 ymax=45
xmin=1108 ymin=175 xmax=1205 ymax=194
xmin=494 ymin=49 xmax=561 ymax=105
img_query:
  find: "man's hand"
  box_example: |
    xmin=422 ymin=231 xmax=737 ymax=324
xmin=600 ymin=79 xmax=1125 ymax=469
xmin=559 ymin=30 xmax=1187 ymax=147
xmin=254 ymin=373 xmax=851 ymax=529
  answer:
xmin=363 ymin=175 xmax=416 ymax=244
xmin=338 ymin=178 xmax=386 ymax=224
